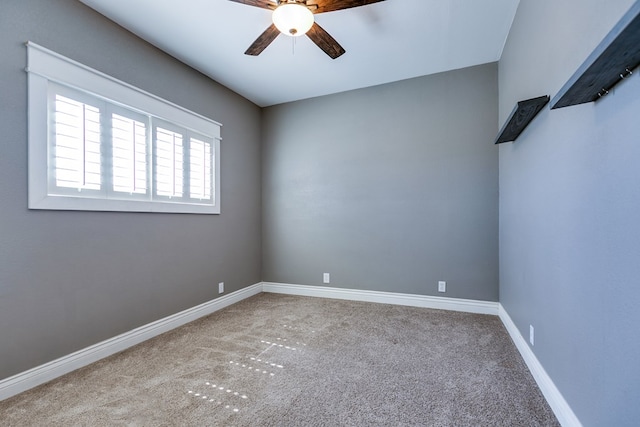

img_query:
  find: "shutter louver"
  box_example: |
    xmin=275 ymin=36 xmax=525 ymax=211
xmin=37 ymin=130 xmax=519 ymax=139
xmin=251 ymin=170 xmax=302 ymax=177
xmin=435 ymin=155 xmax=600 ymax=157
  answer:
xmin=53 ymin=94 xmax=101 ymax=191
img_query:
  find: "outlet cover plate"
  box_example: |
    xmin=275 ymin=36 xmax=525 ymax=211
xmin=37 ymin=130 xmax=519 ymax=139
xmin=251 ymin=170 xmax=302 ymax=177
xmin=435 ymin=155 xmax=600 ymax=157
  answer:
xmin=218 ymin=282 xmax=224 ymax=294
xmin=438 ymin=281 xmax=446 ymax=292
xmin=323 ymin=273 xmax=330 ymax=284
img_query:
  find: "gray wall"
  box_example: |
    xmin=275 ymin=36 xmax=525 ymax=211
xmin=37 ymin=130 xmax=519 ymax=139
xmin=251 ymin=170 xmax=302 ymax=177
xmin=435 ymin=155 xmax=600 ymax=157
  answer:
xmin=262 ymin=64 xmax=498 ymax=301
xmin=0 ymin=0 xmax=262 ymax=380
xmin=498 ymin=0 xmax=640 ymax=424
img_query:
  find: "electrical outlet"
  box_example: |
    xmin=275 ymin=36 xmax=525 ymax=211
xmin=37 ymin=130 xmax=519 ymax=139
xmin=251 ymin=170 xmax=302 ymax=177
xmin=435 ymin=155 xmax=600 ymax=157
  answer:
xmin=218 ymin=282 xmax=224 ymax=294
xmin=438 ymin=281 xmax=446 ymax=293
xmin=323 ymin=273 xmax=330 ymax=284
xmin=529 ymin=325 xmax=535 ymax=346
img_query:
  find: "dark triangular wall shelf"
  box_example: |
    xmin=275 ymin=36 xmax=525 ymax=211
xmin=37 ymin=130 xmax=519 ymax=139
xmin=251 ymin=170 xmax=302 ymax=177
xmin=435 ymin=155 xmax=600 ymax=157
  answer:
xmin=551 ymin=2 xmax=640 ymax=109
xmin=495 ymin=95 xmax=549 ymax=144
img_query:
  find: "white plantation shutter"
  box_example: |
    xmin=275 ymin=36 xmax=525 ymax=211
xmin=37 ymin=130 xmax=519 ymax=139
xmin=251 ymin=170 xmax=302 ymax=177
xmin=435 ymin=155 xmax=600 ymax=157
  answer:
xmin=111 ymin=112 xmax=148 ymax=195
xmin=28 ymin=42 xmax=221 ymax=214
xmin=48 ymin=88 xmax=217 ymax=208
xmin=189 ymin=137 xmax=213 ymax=201
xmin=155 ymin=127 xmax=184 ymax=198
xmin=45 ymin=84 xmax=218 ymax=209
xmin=154 ymin=126 xmax=215 ymax=204
xmin=52 ymin=94 xmax=102 ymax=192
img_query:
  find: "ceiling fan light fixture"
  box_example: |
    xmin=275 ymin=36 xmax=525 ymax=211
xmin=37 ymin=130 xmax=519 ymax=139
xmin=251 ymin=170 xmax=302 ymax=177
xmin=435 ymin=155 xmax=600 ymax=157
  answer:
xmin=272 ymin=3 xmax=314 ymax=37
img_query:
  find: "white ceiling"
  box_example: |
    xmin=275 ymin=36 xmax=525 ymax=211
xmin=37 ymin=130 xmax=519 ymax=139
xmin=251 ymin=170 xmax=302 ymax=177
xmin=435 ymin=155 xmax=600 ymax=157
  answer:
xmin=79 ymin=0 xmax=520 ymax=107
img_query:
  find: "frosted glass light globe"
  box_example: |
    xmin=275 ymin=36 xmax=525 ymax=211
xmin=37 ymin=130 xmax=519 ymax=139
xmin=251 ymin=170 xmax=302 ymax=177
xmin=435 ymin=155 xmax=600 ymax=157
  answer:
xmin=272 ymin=3 xmax=314 ymax=37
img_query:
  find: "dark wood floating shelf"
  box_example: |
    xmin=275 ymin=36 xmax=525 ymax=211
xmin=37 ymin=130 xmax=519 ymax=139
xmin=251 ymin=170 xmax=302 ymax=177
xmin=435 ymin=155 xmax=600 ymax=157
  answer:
xmin=551 ymin=2 xmax=640 ymax=109
xmin=495 ymin=95 xmax=549 ymax=144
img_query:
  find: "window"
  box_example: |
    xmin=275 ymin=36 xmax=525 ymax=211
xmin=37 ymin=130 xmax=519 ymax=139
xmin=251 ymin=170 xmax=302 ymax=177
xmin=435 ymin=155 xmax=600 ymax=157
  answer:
xmin=27 ymin=42 xmax=221 ymax=214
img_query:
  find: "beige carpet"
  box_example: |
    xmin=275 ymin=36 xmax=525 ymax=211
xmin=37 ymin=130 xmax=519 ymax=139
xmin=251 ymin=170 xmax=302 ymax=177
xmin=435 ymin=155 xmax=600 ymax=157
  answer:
xmin=0 ymin=293 xmax=559 ymax=426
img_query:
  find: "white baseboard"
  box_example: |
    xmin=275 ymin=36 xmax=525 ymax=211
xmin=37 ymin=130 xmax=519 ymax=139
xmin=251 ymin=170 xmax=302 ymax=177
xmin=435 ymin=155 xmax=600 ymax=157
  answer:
xmin=261 ymin=282 xmax=499 ymax=315
xmin=0 ymin=283 xmax=262 ymax=402
xmin=498 ymin=304 xmax=581 ymax=427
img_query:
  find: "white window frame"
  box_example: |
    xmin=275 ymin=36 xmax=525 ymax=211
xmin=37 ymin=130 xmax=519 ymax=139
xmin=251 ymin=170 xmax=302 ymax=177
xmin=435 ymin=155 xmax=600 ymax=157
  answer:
xmin=27 ymin=41 xmax=221 ymax=214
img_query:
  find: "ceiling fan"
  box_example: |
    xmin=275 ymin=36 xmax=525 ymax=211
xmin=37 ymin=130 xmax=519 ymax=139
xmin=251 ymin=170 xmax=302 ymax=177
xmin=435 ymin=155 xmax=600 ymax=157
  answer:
xmin=229 ymin=0 xmax=386 ymax=59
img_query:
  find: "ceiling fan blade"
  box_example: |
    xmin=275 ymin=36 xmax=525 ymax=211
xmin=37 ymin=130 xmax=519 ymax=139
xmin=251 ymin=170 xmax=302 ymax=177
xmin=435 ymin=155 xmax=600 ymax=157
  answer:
xmin=245 ymin=24 xmax=280 ymax=56
xmin=306 ymin=22 xmax=345 ymax=59
xmin=228 ymin=0 xmax=277 ymax=10
xmin=308 ymin=0 xmax=385 ymax=14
